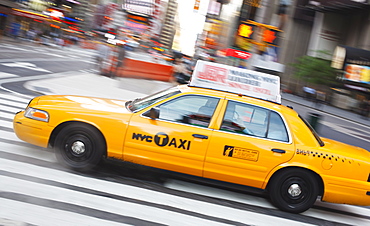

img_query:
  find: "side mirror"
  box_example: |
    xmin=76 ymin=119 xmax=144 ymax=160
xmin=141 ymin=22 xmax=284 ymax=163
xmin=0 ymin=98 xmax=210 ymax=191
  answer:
xmin=149 ymin=107 xmax=159 ymax=119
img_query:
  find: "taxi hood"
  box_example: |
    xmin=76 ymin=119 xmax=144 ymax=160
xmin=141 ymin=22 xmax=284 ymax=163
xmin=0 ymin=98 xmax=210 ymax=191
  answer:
xmin=35 ymin=95 xmax=130 ymax=114
xmin=321 ymin=137 xmax=370 ymax=161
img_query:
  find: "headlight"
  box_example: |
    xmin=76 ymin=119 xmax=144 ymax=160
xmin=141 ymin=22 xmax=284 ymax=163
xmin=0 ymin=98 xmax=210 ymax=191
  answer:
xmin=24 ymin=107 xmax=49 ymax=122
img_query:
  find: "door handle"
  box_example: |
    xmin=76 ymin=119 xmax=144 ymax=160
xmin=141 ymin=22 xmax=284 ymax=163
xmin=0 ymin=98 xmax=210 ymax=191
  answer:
xmin=271 ymin=149 xmax=286 ymax=154
xmin=192 ymin=134 xmax=208 ymax=139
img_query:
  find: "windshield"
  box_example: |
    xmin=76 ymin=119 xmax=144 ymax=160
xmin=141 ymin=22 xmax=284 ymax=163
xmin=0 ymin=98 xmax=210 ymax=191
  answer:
xmin=127 ymin=87 xmax=181 ymax=112
xmin=299 ymin=115 xmax=324 ymax=147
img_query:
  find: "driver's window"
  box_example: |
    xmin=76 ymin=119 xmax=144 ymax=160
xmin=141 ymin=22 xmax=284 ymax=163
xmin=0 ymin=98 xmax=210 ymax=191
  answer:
xmin=157 ymin=95 xmax=219 ymax=128
xmin=220 ymin=101 xmax=268 ymax=137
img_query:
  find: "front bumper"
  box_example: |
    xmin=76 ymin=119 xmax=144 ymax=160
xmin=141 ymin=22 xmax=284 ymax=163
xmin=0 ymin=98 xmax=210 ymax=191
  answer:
xmin=13 ymin=111 xmax=53 ymax=148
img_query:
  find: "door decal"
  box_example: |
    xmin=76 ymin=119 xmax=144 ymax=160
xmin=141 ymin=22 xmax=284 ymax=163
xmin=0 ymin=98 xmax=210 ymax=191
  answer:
xmin=223 ymin=145 xmax=259 ymax=161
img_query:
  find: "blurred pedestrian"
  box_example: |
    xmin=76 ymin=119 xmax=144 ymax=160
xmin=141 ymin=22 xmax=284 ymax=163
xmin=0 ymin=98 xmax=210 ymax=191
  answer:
xmin=95 ymin=40 xmax=111 ymax=72
xmin=360 ymin=99 xmax=369 ymax=119
xmin=113 ymin=41 xmax=126 ymax=78
xmin=277 ymin=0 xmax=291 ymax=30
xmin=10 ymin=21 xmax=21 ymax=40
xmin=315 ymin=91 xmax=326 ymax=109
xmin=172 ymin=58 xmax=191 ymax=84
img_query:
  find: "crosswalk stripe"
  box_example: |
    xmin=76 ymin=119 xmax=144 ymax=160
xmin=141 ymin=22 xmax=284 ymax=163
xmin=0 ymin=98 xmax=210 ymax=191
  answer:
xmin=165 ymin=179 xmax=275 ymax=209
xmin=0 ymin=176 xmax=234 ymax=226
xmin=1 ymin=112 xmax=16 ymax=120
xmin=0 ymin=105 xmax=24 ymax=114
xmin=0 ymin=198 xmax=130 ymax=226
xmin=0 ymin=130 xmax=21 ymax=142
xmin=0 ymin=142 xmax=54 ymax=162
xmin=1 ymin=120 xmax=13 ymax=129
xmin=0 ymin=158 xmax=315 ymax=226
xmin=0 ymin=93 xmax=31 ymax=103
xmin=0 ymin=72 xmax=19 ymax=79
xmin=165 ymin=180 xmax=370 ymax=225
xmin=0 ymin=98 xmax=28 ymax=109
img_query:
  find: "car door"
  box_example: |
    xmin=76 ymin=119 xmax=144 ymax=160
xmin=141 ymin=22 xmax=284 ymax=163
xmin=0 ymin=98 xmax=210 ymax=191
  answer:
xmin=124 ymin=94 xmax=221 ymax=177
xmin=203 ymin=99 xmax=295 ymax=188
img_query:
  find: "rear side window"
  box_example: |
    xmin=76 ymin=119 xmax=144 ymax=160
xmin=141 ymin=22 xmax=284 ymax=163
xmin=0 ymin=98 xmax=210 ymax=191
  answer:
xmin=220 ymin=100 xmax=289 ymax=142
xmin=267 ymin=112 xmax=289 ymax=142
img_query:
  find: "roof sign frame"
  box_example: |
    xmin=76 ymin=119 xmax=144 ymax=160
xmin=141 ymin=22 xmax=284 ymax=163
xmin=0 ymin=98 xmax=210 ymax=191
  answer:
xmin=190 ymin=60 xmax=281 ymax=103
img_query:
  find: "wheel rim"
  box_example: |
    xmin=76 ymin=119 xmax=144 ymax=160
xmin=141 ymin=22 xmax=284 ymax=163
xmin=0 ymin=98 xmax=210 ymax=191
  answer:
xmin=71 ymin=141 xmax=85 ymax=155
xmin=281 ymin=177 xmax=311 ymax=207
xmin=63 ymin=134 xmax=93 ymax=163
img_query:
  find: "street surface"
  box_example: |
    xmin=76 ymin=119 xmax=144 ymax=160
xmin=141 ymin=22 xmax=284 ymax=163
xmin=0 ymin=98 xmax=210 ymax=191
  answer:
xmin=0 ymin=41 xmax=369 ymax=225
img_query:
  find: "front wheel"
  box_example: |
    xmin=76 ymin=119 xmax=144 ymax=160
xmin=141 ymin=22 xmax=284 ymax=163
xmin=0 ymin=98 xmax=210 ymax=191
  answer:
xmin=55 ymin=123 xmax=105 ymax=171
xmin=268 ymin=169 xmax=319 ymax=213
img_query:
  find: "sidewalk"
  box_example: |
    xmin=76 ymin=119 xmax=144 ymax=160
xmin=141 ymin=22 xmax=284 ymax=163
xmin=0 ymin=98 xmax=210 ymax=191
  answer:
xmin=282 ymin=93 xmax=370 ymax=127
xmin=24 ymin=72 xmax=369 ymax=127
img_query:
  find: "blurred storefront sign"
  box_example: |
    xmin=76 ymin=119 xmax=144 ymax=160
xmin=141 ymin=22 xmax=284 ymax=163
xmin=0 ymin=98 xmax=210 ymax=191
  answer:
xmin=127 ymin=13 xmax=149 ymax=24
xmin=204 ymin=18 xmax=222 ymax=49
xmin=194 ymin=0 xmax=201 ymax=11
xmin=344 ymin=64 xmax=370 ymax=84
xmin=207 ymin=0 xmax=222 ymax=15
xmin=332 ymin=45 xmax=370 ymax=70
xmin=123 ymin=0 xmax=155 ymax=16
xmin=225 ymin=48 xmax=252 ymax=59
xmin=12 ymin=8 xmax=48 ymax=20
xmin=125 ymin=20 xmax=148 ymax=32
xmin=29 ymin=0 xmax=48 ymax=12
xmin=344 ymin=84 xmax=369 ymax=92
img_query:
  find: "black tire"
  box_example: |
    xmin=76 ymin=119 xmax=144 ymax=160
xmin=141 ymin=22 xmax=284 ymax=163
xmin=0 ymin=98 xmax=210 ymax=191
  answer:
xmin=55 ymin=123 xmax=105 ymax=171
xmin=268 ymin=169 xmax=319 ymax=213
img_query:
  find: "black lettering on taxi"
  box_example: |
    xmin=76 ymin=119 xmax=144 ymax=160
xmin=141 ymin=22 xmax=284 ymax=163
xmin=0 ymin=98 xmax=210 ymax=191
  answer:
xmin=132 ymin=132 xmax=191 ymax=150
xmin=296 ymin=149 xmax=310 ymax=156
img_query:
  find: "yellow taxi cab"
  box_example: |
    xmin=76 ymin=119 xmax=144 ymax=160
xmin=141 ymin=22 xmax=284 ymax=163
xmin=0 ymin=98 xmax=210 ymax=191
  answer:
xmin=13 ymin=60 xmax=370 ymax=213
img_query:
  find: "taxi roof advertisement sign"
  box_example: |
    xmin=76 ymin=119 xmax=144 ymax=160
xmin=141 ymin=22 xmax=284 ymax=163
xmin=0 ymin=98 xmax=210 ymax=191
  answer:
xmin=190 ymin=60 xmax=281 ymax=103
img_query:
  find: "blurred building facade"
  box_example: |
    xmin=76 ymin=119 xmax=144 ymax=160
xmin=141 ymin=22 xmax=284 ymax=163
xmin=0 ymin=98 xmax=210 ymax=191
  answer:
xmin=193 ymin=0 xmax=369 ymax=111
xmin=158 ymin=0 xmax=177 ymax=49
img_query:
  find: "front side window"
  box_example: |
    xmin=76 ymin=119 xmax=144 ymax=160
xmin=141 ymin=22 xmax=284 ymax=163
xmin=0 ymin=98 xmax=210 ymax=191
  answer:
xmin=220 ymin=100 xmax=289 ymax=142
xmin=153 ymin=95 xmax=219 ymax=128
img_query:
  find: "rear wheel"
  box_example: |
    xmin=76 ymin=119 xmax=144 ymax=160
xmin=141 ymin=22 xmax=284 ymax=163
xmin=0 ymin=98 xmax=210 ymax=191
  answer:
xmin=55 ymin=123 xmax=105 ymax=171
xmin=268 ymin=169 xmax=319 ymax=213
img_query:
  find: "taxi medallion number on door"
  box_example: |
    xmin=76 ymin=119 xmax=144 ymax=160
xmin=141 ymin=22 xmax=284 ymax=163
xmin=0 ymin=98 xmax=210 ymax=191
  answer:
xmin=13 ymin=60 xmax=370 ymax=214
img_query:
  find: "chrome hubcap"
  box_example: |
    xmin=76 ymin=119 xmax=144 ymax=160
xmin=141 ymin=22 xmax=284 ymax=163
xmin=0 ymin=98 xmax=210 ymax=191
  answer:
xmin=288 ymin=184 xmax=302 ymax=197
xmin=71 ymin=141 xmax=85 ymax=155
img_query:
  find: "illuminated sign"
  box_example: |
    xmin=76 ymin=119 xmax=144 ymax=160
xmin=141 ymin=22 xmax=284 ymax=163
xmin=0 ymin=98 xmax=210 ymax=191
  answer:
xmin=238 ymin=24 xmax=254 ymax=38
xmin=123 ymin=0 xmax=155 ymax=16
xmin=237 ymin=21 xmax=281 ymax=48
xmin=12 ymin=9 xmax=48 ymax=20
xmin=226 ymin=48 xmax=252 ymax=60
xmin=344 ymin=64 xmax=370 ymax=84
xmin=50 ymin=9 xmax=64 ymax=18
xmin=262 ymin=29 xmax=276 ymax=44
xmin=191 ymin=60 xmax=281 ymax=103
xmin=127 ymin=13 xmax=149 ymax=24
